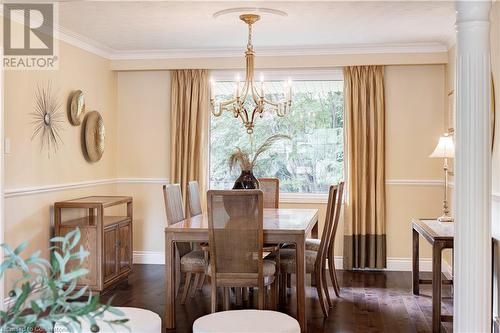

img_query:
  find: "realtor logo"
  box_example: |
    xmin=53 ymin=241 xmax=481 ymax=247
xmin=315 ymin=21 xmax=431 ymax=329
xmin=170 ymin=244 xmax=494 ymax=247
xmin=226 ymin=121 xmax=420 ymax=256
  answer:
xmin=3 ymin=3 xmax=59 ymax=70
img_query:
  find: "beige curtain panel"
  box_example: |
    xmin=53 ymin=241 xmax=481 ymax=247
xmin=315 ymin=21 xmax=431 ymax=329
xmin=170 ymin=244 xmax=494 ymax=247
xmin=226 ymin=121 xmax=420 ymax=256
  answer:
xmin=170 ymin=69 xmax=209 ymax=216
xmin=343 ymin=66 xmax=386 ymax=270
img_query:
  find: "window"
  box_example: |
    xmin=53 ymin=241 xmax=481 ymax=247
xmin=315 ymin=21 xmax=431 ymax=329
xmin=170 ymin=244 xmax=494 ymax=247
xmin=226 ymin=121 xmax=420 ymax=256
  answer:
xmin=209 ymin=72 xmax=344 ymax=194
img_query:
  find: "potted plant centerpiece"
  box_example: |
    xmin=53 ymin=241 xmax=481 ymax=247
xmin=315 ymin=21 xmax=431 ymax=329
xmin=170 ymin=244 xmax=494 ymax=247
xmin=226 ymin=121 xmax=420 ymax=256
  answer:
xmin=0 ymin=229 xmax=128 ymax=333
xmin=229 ymin=134 xmax=290 ymax=189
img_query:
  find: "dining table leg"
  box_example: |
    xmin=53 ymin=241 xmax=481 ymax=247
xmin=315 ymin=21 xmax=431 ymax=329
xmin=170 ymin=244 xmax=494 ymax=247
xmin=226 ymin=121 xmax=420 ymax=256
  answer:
xmin=165 ymin=232 xmax=176 ymax=330
xmin=310 ymin=222 xmax=319 ymax=287
xmin=432 ymin=241 xmax=444 ymax=333
xmin=295 ymin=234 xmax=307 ymax=332
xmin=311 ymin=222 xmax=319 ymax=239
xmin=412 ymin=227 xmax=419 ymax=295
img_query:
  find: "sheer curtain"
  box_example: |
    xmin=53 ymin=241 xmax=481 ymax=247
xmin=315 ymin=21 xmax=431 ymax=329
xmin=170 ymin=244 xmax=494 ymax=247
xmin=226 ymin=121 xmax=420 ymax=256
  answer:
xmin=343 ymin=66 xmax=386 ymax=269
xmin=170 ymin=69 xmax=209 ymax=216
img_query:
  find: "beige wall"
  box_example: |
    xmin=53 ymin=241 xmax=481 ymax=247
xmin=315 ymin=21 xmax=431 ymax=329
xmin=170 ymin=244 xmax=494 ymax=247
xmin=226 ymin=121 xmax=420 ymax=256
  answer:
xmin=115 ymin=64 xmax=447 ymax=263
xmin=4 ymin=41 xmax=117 ymax=290
xmin=4 ymin=43 xmax=117 ymax=188
xmin=116 ymin=71 xmax=171 ymax=252
xmin=385 ymin=65 xmax=446 ymax=259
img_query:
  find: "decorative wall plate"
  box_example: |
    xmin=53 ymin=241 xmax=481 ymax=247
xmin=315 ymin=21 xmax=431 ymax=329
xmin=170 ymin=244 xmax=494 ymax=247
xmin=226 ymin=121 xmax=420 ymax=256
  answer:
xmin=70 ymin=90 xmax=86 ymax=125
xmin=83 ymin=111 xmax=105 ymax=162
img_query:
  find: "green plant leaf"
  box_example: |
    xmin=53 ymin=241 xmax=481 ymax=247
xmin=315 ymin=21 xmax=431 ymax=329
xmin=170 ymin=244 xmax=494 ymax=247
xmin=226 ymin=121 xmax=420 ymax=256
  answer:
xmin=13 ymin=241 xmax=28 ymax=255
xmin=1 ymin=228 xmax=128 ymax=332
xmin=68 ymin=286 xmax=88 ymax=300
xmin=105 ymin=306 xmax=125 ymax=316
xmin=61 ymin=268 xmax=88 ymax=282
xmin=50 ymin=236 xmax=65 ymax=243
xmin=30 ymin=300 xmax=42 ymax=314
xmin=12 ymin=282 xmax=31 ymax=314
xmin=53 ymin=250 xmax=66 ymax=274
xmin=69 ymin=228 xmax=81 ymax=250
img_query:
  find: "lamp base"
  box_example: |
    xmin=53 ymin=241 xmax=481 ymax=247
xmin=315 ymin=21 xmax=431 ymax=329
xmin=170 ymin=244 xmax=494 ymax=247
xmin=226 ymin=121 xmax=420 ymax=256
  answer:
xmin=437 ymin=215 xmax=454 ymax=223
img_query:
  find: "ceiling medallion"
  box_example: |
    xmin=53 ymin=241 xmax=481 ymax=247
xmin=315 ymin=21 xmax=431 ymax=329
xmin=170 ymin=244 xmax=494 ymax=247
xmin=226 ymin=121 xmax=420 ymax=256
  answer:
xmin=210 ymin=13 xmax=292 ymax=134
xmin=212 ymin=7 xmax=288 ymax=19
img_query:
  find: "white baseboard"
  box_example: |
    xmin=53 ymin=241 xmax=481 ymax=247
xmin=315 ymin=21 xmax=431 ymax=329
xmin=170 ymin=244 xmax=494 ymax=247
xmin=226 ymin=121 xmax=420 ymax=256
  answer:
xmin=133 ymin=251 xmax=453 ymax=276
xmin=133 ymin=251 xmax=165 ymax=265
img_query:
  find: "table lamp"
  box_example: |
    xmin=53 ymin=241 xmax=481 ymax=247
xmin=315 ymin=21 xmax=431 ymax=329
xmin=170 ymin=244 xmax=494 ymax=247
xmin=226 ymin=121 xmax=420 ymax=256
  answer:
xmin=429 ymin=133 xmax=455 ymax=222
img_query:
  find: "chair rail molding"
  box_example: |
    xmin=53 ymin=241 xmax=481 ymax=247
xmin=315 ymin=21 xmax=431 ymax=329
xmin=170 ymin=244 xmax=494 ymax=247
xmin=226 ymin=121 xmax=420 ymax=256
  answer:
xmin=454 ymin=2 xmax=492 ymax=331
xmin=4 ymin=178 xmax=170 ymax=198
xmin=4 ymin=178 xmax=443 ymax=199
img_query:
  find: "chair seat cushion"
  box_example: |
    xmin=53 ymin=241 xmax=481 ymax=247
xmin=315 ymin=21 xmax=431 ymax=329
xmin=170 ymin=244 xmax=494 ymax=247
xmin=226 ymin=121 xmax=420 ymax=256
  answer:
xmin=206 ymin=260 xmax=276 ymax=277
xmin=181 ymin=250 xmax=206 ymax=271
xmin=279 ymin=248 xmax=317 ymax=273
xmin=282 ymin=239 xmax=321 ymax=252
xmin=192 ymin=310 xmax=300 ymax=333
xmin=54 ymin=307 xmax=162 ymax=333
xmin=305 ymin=238 xmax=321 ymax=251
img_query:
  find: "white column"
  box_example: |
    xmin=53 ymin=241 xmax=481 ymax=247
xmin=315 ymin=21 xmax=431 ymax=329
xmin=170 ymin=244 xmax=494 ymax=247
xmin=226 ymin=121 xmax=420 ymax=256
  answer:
xmin=454 ymin=1 xmax=492 ymax=332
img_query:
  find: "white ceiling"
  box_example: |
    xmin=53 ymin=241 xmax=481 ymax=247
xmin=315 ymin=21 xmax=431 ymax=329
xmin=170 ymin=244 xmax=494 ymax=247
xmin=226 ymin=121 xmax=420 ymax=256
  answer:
xmin=57 ymin=1 xmax=456 ymax=55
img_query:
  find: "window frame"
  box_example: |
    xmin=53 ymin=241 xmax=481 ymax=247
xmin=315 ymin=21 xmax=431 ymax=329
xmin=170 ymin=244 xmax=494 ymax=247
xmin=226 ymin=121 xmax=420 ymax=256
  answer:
xmin=208 ymin=68 xmax=344 ymax=204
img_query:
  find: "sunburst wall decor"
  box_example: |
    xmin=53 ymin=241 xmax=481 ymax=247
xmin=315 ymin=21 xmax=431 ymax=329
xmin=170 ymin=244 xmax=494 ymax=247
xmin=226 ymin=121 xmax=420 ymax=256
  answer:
xmin=31 ymin=81 xmax=65 ymax=157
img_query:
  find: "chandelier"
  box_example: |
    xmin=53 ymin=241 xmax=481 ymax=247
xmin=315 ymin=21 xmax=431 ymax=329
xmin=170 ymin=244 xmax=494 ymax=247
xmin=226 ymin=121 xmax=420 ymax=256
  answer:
xmin=210 ymin=14 xmax=292 ymax=134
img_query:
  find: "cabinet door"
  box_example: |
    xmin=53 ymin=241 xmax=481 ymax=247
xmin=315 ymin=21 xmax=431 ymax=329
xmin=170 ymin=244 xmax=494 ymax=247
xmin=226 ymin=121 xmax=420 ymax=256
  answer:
xmin=118 ymin=221 xmax=132 ymax=273
xmin=103 ymin=226 xmax=118 ymax=282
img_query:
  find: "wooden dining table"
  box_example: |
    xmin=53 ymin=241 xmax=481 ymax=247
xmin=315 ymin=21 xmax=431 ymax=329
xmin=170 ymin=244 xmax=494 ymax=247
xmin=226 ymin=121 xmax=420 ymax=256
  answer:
xmin=164 ymin=208 xmax=319 ymax=332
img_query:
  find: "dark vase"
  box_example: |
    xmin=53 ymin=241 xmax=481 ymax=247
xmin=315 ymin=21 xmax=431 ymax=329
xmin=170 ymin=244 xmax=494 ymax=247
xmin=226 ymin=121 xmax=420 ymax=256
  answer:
xmin=233 ymin=170 xmax=260 ymax=189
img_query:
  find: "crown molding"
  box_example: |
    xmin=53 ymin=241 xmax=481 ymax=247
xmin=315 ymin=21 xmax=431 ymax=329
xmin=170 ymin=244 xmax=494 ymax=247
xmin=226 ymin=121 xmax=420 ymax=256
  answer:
xmin=56 ymin=25 xmax=115 ymax=59
xmin=50 ymin=25 xmax=450 ymax=61
xmin=109 ymin=42 xmax=449 ymax=60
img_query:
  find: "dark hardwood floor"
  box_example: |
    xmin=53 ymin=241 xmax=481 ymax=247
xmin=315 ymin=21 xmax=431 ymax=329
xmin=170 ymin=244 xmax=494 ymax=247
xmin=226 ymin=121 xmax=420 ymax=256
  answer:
xmin=102 ymin=264 xmax=453 ymax=333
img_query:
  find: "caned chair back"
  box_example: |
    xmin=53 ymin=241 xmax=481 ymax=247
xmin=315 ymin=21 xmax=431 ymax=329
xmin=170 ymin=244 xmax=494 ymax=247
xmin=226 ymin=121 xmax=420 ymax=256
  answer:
xmin=258 ymin=178 xmax=279 ymax=209
xmin=207 ymin=190 xmax=264 ymax=286
xmin=162 ymin=184 xmax=185 ymax=224
xmin=315 ymin=185 xmax=339 ymax=268
xmin=163 ymin=183 xmax=191 ymax=256
xmin=188 ymin=181 xmax=203 ymax=217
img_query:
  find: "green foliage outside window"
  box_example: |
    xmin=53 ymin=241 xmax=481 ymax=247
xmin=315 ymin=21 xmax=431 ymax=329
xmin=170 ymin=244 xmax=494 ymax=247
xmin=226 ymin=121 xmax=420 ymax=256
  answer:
xmin=210 ymin=80 xmax=344 ymax=193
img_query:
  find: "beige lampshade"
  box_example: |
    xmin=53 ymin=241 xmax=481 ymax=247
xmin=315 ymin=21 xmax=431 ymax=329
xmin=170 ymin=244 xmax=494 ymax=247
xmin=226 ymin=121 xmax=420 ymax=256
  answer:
xmin=429 ymin=135 xmax=455 ymax=158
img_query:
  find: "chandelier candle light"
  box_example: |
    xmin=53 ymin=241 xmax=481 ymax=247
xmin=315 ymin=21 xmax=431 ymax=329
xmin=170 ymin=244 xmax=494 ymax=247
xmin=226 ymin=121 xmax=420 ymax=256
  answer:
xmin=210 ymin=14 xmax=293 ymax=134
xmin=429 ymin=133 xmax=455 ymax=222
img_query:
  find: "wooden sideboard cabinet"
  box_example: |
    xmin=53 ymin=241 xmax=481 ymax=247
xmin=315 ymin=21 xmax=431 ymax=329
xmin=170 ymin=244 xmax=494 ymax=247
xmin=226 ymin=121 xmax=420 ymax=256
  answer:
xmin=54 ymin=196 xmax=133 ymax=294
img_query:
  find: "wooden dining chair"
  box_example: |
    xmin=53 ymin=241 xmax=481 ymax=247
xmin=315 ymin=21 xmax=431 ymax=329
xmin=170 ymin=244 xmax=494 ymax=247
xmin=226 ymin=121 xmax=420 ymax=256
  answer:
xmin=187 ymin=180 xmax=209 ymax=291
xmin=258 ymin=178 xmax=280 ymax=209
xmin=277 ymin=184 xmax=340 ymax=317
xmin=327 ymin=181 xmax=344 ymax=300
xmin=206 ymin=190 xmax=279 ymax=312
xmin=163 ymin=183 xmax=206 ymax=304
xmin=188 ymin=180 xmax=203 ymax=217
xmin=302 ymin=181 xmax=344 ymax=301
